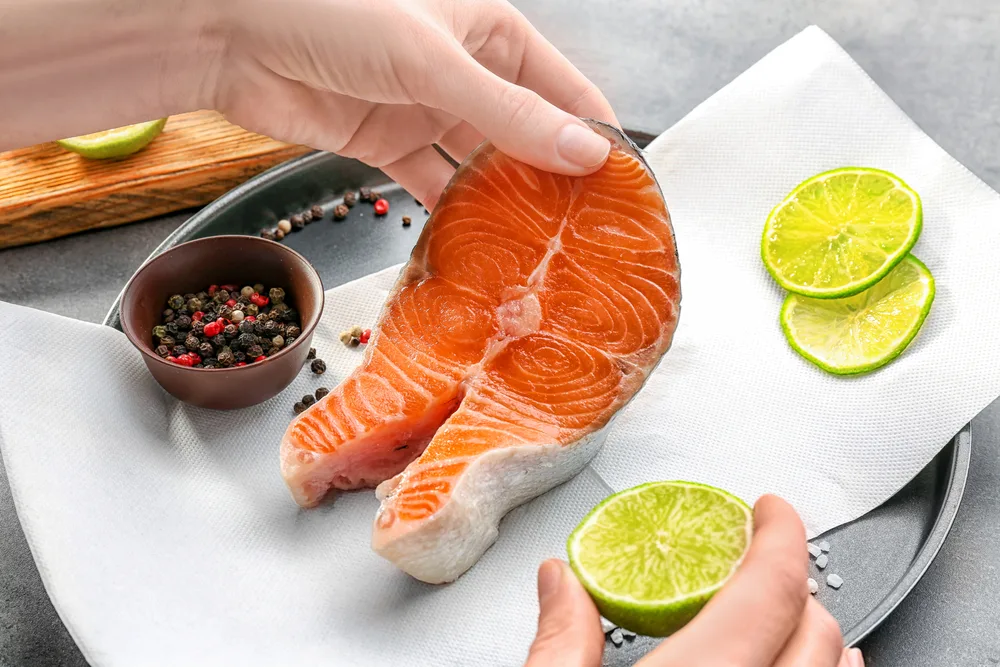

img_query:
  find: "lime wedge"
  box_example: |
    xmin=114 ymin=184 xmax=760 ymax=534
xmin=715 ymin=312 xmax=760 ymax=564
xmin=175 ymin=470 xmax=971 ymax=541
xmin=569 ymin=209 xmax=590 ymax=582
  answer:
xmin=762 ymin=167 xmax=922 ymax=298
xmin=781 ymin=255 xmax=934 ymax=375
xmin=57 ymin=118 xmax=167 ymax=159
xmin=567 ymin=481 xmax=752 ymax=637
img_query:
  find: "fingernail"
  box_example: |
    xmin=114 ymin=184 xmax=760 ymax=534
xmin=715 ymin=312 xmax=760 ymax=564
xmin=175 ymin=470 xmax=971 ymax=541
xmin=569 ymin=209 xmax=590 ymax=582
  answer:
xmin=537 ymin=560 xmax=563 ymax=604
xmin=556 ymin=124 xmax=610 ymax=169
xmin=848 ymin=648 xmax=865 ymax=667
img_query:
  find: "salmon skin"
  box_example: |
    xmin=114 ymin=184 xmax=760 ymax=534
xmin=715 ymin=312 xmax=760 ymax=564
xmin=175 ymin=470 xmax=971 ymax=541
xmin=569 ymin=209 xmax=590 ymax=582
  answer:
xmin=281 ymin=120 xmax=680 ymax=583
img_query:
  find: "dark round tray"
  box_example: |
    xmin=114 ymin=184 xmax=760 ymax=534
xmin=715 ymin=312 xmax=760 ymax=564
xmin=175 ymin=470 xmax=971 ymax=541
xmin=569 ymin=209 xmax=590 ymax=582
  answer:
xmin=104 ymin=143 xmax=971 ymax=664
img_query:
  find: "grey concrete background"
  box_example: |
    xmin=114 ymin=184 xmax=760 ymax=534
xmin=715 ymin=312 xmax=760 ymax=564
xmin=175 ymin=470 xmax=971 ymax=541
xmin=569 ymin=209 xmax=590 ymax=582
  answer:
xmin=2 ymin=1 xmax=1000 ymax=664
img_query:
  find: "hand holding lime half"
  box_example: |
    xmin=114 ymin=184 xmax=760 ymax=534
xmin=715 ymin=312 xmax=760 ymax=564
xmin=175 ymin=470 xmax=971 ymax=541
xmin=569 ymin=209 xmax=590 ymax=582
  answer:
xmin=57 ymin=118 xmax=167 ymax=159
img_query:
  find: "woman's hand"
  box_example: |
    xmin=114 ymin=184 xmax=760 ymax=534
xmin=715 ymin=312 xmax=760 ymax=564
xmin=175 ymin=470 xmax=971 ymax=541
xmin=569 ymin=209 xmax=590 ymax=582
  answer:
xmin=525 ymin=495 xmax=864 ymax=667
xmin=216 ymin=0 xmax=618 ymax=208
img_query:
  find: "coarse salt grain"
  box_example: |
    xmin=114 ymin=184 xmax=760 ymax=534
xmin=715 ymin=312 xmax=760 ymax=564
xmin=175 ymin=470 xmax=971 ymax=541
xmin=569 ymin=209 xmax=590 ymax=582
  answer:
xmin=807 ymin=543 xmax=822 ymax=558
xmin=819 ymin=541 xmax=831 ymax=552
xmin=808 ymin=578 xmax=818 ymax=595
xmin=815 ymin=554 xmax=828 ymax=569
xmin=610 ymin=629 xmax=624 ymax=647
xmin=827 ymin=574 xmax=844 ymax=589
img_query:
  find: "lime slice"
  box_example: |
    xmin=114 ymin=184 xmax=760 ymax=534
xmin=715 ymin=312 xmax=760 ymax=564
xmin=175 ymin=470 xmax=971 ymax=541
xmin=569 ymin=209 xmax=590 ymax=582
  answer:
xmin=57 ymin=118 xmax=167 ymax=159
xmin=567 ymin=481 xmax=752 ymax=637
xmin=781 ymin=255 xmax=934 ymax=375
xmin=762 ymin=167 xmax=922 ymax=298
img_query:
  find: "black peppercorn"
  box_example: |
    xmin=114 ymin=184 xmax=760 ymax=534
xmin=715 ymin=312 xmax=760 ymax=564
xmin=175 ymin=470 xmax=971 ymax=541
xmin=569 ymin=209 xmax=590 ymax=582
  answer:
xmin=310 ymin=205 xmax=323 ymax=219
xmin=162 ymin=308 xmax=175 ymax=323
xmin=263 ymin=320 xmax=279 ymax=336
xmin=197 ymin=291 xmax=209 ymax=301
xmin=286 ymin=325 xmax=302 ymax=339
xmin=315 ymin=387 xmax=329 ymax=400
xmin=217 ymin=305 xmax=233 ymax=320
xmin=234 ymin=351 xmax=247 ymax=363
xmin=224 ymin=324 xmax=238 ymax=339
xmin=290 ymin=214 xmax=304 ymax=229
xmin=293 ymin=402 xmax=307 ymax=415
xmin=285 ymin=336 xmax=296 ymax=347
xmin=302 ymin=394 xmax=316 ymax=407
xmin=158 ymin=335 xmax=176 ymax=349
xmin=237 ymin=333 xmax=257 ymax=350
xmin=343 ymin=191 xmax=357 ymax=207
xmin=217 ymin=289 xmax=230 ymax=303
xmin=269 ymin=287 xmax=285 ymax=304
xmin=175 ymin=315 xmax=192 ymax=331
xmin=184 ymin=293 xmax=195 ymax=301
xmin=192 ymin=320 xmax=206 ymax=336
xmin=274 ymin=229 xmax=286 ymax=241
xmin=177 ymin=307 xmax=191 ymax=317
xmin=218 ymin=346 xmax=235 ymax=367
xmin=260 ymin=228 xmax=276 ymax=241
xmin=203 ymin=358 xmax=218 ymax=368
xmin=187 ymin=297 xmax=203 ymax=312
xmin=402 ymin=216 xmax=412 ymax=227
xmin=155 ymin=345 xmax=171 ymax=358
xmin=199 ymin=342 xmax=215 ymax=358
xmin=172 ymin=344 xmax=188 ymax=357
xmin=239 ymin=320 xmax=255 ymax=335
xmin=167 ymin=294 xmax=184 ymax=310
xmin=359 ymin=187 xmax=371 ymax=200
xmin=307 ymin=347 xmax=316 ymax=360
xmin=247 ymin=344 xmax=264 ymax=359
xmin=211 ymin=334 xmax=226 ymax=348
xmin=185 ymin=334 xmax=201 ymax=351
xmin=333 ymin=204 xmax=349 ymax=220
xmin=311 ymin=359 xmax=327 ymax=375
xmin=266 ymin=346 xmax=280 ymax=357
xmin=203 ymin=312 xmax=218 ymax=323
xmin=282 ymin=308 xmax=299 ymax=323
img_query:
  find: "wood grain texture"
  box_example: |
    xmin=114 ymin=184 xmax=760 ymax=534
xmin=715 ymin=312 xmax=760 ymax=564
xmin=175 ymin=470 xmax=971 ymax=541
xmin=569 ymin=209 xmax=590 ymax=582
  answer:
xmin=0 ymin=111 xmax=312 ymax=250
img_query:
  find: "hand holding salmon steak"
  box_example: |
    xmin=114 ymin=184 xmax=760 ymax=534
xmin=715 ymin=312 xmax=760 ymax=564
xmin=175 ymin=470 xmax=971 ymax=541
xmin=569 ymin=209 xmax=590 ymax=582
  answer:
xmin=281 ymin=121 xmax=680 ymax=583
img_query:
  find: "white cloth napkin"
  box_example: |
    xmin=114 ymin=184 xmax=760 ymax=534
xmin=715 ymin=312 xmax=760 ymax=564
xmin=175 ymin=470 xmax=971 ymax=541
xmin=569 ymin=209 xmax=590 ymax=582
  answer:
xmin=2 ymin=26 xmax=999 ymax=667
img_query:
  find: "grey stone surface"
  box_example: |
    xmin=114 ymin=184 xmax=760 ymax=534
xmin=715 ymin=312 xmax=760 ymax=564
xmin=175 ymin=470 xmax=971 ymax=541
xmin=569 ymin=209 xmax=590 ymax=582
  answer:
xmin=2 ymin=1 xmax=1000 ymax=664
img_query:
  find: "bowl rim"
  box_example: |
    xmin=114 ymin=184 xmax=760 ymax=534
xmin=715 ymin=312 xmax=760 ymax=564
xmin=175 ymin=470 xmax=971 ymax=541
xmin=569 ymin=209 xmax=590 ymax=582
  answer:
xmin=119 ymin=234 xmax=325 ymax=374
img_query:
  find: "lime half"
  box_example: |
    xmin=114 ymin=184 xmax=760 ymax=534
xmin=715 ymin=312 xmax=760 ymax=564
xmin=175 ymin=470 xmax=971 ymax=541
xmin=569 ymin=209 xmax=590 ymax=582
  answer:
xmin=781 ymin=255 xmax=934 ymax=375
xmin=57 ymin=118 xmax=167 ymax=159
xmin=567 ymin=481 xmax=752 ymax=637
xmin=762 ymin=167 xmax=922 ymax=298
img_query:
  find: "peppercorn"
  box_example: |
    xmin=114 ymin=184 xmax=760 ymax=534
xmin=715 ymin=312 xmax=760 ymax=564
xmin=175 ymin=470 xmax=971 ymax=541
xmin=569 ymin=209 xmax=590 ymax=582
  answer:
xmin=402 ymin=216 xmax=412 ymax=227
xmin=333 ymin=204 xmax=349 ymax=220
xmin=187 ymin=297 xmax=203 ymax=312
xmin=224 ymin=324 xmax=238 ymax=339
xmin=264 ymin=287 xmax=284 ymax=305
xmin=251 ymin=283 xmax=263 ymax=294
xmin=211 ymin=334 xmax=226 ymax=348
xmin=277 ymin=219 xmax=292 ymax=234
xmin=167 ymin=295 xmax=184 ymax=310
xmin=225 ymin=298 xmax=237 ymax=308
xmin=285 ymin=336 xmax=296 ymax=347
xmin=217 ymin=305 xmax=233 ymax=321
xmin=282 ymin=308 xmax=299 ymax=323
xmin=199 ymin=342 xmax=215 ymax=358
xmin=368 ymin=190 xmax=382 ymax=203
xmin=359 ymin=186 xmax=371 ymax=200
xmin=291 ymin=213 xmax=305 ymax=229
xmin=216 ymin=289 xmax=230 ymax=303
xmin=237 ymin=333 xmax=257 ymax=350
xmin=208 ymin=285 xmax=219 ymax=296
xmin=310 ymin=205 xmax=324 ymax=219
xmin=266 ymin=346 xmax=281 ymax=357
xmin=293 ymin=402 xmax=307 ymax=415
xmin=311 ymin=359 xmax=327 ymax=374
xmin=203 ymin=357 xmax=219 ymax=368
xmin=274 ymin=229 xmax=286 ymax=241
xmin=349 ymin=325 xmax=364 ymax=339
xmin=177 ymin=307 xmax=191 ymax=317
xmin=185 ymin=334 xmax=200 ymax=351
xmin=184 ymin=292 xmax=196 ymax=300
xmin=260 ymin=228 xmax=277 ymax=241
xmin=237 ymin=286 xmax=252 ymax=299
xmin=247 ymin=344 xmax=264 ymax=359
xmin=249 ymin=293 xmax=269 ymax=308
xmin=302 ymin=210 xmax=314 ymax=224
xmin=176 ymin=315 xmax=192 ymax=331
xmin=218 ymin=346 xmax=235 ymax=367
xmin=173 ymin=354 xmax=195 ymax=368
xmin=162 ymin=308 xmax=175 ymax=323
xmin=315 ymin=387 xmax=329 ymax=400
xmin=263 ymin=320 xmax=279 ymax=336
xmin=234 ymin=351 xmax=247 ymax=363
xmin=339 ymin=329 xmax=352 ymax=345
xmin=307 ymin=347 xmax=316 ymax=360
xmin=192 ymin=320 xmax=206 ymax=336
xmin=165 ymin=321 xmax=180 ymax=336
xmin=302 ymin=394 xmax=316 ymax=407
xmin=239 ymin=320 xmax=255 ymax=335
xmin=191 ymin=311 xmax=205 ymax=322
xmin=272 ymin=335 xmax=285 ymax=349
xmin=172 ymin=344 xmax=188 ymax=357
xmin=231 ymin=309 xmax=245 ymax=323
xmin=155 ymin=345 xmax=171 ymax=358
xmin=187 ymin=352 xmax=202 ymax=365
xmin=374 ymin=198 xmax=389 ymax=216
xmin=359 ymin=328 xmax=371 ymax=345
xmin=152 ymin=325 xmax=168 ymax=341
xmin=158 ymin=336 xmax=176 ymax=350
xmin=197 ymin=291 xmax=209 ymax=301
xmin=244 ymin=303 xmax=259 ymax=317
xmin=286 ymin=325 xmax=301 ymax=339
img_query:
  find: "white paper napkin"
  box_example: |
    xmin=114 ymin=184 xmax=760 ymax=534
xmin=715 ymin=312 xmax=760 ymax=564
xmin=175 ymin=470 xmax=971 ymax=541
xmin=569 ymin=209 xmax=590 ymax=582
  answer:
xmin=2 ymin=26 xmax=1000 ymax=667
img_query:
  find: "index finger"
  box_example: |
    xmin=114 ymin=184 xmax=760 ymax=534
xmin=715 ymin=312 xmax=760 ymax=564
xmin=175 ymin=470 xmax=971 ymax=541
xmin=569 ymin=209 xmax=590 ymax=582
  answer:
xmin=638 ymin=495 xmax=809 ymax=667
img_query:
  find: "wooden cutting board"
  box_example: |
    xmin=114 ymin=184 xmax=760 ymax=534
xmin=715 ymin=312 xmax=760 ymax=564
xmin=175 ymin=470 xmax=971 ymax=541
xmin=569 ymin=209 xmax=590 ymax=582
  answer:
xmin=0 ymin=111 xmax=312 ymax=250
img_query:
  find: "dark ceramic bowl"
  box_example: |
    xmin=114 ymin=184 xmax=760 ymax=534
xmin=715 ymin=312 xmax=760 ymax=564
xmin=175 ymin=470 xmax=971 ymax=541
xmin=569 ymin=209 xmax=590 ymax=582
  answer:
xmin=120 ymin=235 xmax=324 ymax=410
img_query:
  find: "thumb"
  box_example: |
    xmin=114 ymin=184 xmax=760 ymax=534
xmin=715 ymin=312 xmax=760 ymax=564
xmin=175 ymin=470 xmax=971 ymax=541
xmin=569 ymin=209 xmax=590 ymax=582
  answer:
xmin=424 ymin=50 xmax=610 ymax=176
xmin=524 ymin=560 xmax=605 ymax=667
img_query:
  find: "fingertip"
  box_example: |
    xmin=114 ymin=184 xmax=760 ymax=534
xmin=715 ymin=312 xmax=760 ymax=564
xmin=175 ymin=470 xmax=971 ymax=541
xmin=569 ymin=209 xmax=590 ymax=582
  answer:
xmin=555 ymin=123 xmax=610 ymax=173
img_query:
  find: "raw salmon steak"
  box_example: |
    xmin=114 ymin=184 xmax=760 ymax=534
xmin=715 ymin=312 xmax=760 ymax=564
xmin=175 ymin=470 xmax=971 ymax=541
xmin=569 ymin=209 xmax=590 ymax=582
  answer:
xmin=281 ymin=120 xmax=680 ymax=583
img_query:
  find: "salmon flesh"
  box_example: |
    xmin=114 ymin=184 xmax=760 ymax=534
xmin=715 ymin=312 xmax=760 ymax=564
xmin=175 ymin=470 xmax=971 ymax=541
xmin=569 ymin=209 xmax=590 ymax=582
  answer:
xmin=280 ymin=121 xmax=680 ymax=583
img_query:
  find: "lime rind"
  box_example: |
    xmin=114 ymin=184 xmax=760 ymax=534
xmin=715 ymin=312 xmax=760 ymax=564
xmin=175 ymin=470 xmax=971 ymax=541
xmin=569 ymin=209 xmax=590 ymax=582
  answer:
xmin=57 ymin=118 xmax=167 ymax=159
xmin=761 ymin=167 xmax=923 ymax=299
xmin=780 ymin=255 xmax=935 ymax=375
xmin=567 ymin=481 xmax=752 ymax=637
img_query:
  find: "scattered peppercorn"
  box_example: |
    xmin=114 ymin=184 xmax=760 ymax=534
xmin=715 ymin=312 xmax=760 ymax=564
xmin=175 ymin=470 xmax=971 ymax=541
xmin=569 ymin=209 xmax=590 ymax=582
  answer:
xmin=260 ymin=228 xmax=276 ymax=241
xmin=360 ymin=328 xmax=371 ymax=345
xmin=339 ymin=329 xmax=352 ymax=345
xmin=274 ymin=229 xmax=286 ymax=241
xmin=293 ymin=402 xmax=307 ymax=415
xmin=333 ymin=203 xmax=349 ymax=221
xmin=290 ymin=214 xmax=305 ymax=231
xmin=277 ymin=219 xmax=292 ymax=234
xmin=402 ymin=216 xmax=411 ymax=227
xmin=167 ymin=294 xmax=184 ymax=310
xmin=368 ymin=190 xmax=382 ymax=203
xmin=343 ymin=191 xmax=357 ymax=208
xmin=311 ymin=359 xmax=327 ymax=375
xmin=374 ymin=198 xmax=389 ymax=216
xmin=155 ymin=345 xmax=171 ymax=358
xmin=315 ymin=387 xmax=329 ymax=400
xmin=307 ymin=347 xmax=316 ymax=359
xmin=310 ymin=205 xmax=324 ymax=220
xmin=359 ymin=186 xmax=371 ymax=201
xmin=286 ymin=325 xmax=301 ymax=339
xmin=302 ymin=394 xmax=316 ymax=407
